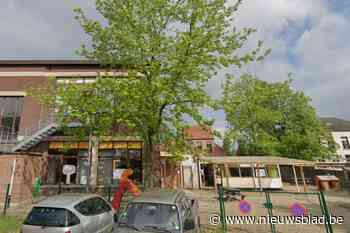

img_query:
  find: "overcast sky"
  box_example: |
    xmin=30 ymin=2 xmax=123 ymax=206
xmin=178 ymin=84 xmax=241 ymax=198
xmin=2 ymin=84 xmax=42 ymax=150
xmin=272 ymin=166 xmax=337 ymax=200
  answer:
xmin=1 ymin=0 xmax=349 ymax=132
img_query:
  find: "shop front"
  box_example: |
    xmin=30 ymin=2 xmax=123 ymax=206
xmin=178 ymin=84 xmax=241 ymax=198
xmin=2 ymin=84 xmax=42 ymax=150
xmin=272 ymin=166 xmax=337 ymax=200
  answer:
xmin=45 ymin=140 xmax=143 ymax=187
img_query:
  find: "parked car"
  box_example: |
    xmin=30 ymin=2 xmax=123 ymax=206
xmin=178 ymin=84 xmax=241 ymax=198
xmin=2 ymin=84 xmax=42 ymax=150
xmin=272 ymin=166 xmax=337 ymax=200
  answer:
xmin=115 ymin=189 xmax=200 ymax=233
xmin=21 ymin=193 xmax=115 ymax=233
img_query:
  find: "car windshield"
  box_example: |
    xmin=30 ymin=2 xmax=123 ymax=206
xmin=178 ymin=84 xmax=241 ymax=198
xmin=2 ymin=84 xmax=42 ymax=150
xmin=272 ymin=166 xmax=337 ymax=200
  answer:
xmin=119 ymin=203 xmax=180 ymax=232
xmin=24 ymin=207 xmax=68 ymax=227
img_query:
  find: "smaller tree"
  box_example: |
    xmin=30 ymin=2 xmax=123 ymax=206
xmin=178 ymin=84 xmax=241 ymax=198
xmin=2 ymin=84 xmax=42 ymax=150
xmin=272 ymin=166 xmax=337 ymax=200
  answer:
xmin=222 ymin=74 xmax=336 ymax=160
xmin=30 ymin=77 xmax=122 ymax=189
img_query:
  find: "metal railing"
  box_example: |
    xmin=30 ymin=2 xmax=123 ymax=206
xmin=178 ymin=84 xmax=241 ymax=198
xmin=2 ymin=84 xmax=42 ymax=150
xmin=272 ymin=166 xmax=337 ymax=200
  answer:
xmin=0 ymin=112 xmax=56 ymax=145
xmin=217 ymin=186 xmax=334 ymax=233
xmin=17 ymin=112 xmax=56 ymax=140
xmin=0 ymin=126 xmax=18 ymax=144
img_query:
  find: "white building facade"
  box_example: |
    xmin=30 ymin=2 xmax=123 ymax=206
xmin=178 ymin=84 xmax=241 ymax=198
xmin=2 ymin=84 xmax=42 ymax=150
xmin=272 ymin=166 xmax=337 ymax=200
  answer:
xmin=331 ymin=131 xmax=350 ymax=162
xmin=321 ymin=118 xmax=350 ymax=162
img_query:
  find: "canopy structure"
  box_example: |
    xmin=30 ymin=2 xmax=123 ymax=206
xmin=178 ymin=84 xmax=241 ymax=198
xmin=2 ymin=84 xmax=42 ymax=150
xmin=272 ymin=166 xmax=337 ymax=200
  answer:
xmin=200 ymin=156 xmax=315 ymax=166
xmin=200 ymin=156 xmax=315 ymax=192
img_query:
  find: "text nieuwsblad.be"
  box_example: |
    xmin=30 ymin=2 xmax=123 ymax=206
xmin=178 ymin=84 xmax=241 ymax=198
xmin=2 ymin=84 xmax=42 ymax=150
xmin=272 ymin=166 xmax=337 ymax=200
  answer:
xmin=209 ymin=214 xmax=344 ymax=225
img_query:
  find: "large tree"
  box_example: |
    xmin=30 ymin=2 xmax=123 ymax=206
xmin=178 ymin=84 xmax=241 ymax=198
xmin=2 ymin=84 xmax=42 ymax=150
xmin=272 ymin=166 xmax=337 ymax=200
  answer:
xmin=222 ymin=75 xmax=336 ymax=160
xmin=70 ymin=0 xmax=266 ymax=188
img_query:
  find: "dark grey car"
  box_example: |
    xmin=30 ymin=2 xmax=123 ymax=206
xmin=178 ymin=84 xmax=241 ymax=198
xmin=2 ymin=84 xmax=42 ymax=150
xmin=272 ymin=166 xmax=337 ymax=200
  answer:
xmin=115 ymin=189 xmax=200 ymax=233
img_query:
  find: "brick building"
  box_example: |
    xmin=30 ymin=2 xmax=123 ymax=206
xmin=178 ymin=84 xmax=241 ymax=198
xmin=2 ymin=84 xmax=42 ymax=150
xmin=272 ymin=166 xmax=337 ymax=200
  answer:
xmin=178 ymin=125 xmax=225 ymax=189
xmin=0 ymin=60 xmax=143 ymax=197
xmin=0 ymin=61 xmax=225 ymax=203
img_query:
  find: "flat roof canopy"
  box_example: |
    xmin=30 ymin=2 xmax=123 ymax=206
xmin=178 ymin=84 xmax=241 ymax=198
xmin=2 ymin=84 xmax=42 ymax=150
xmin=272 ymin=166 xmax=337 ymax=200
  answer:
xmin=201 ymin=156 xmax=315 ymax=166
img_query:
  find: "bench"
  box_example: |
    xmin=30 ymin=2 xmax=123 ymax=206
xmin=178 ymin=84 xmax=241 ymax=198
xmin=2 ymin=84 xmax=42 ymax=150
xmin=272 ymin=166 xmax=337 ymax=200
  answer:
xmin=222 ymin=188 xmax=246 ymax=201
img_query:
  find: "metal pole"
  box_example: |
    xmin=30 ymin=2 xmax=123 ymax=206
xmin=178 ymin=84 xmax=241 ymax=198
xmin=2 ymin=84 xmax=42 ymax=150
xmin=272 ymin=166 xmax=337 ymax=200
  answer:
xmin=299 ymin=166 xmax=308 ymax=192
xmin=320 ymin=191 xmax=334 ymax=233
xmin=318 ymin=192 xmax=330 ymax=233
xmin=257 ymin=164 xmax=263 ymax=191
xmin=3 ymin=184 xmax=10 ymax=216
xmin=220 ymin=166 xmax=224 ymax=187
xmin=196 ymin=158 xmax=202 ymax=190
xmin=264 ymin=191 xmax=276 ymax=233
xmin=0 ymin=128 xmax=3 ymax=144
xmin=7 ymin=159 xmax=17 ymax=208
xmin=292 ymin=165 xmax=300 ymax=192
xmin=213 ymin=164 xmax=217 ymax=193
xmin=251 ymin=164 xmax=257 ymax=190
xmin=218 ymin=186 xmax=227 ymax=232
xmin=224 ymin=165 xmax=230 ymax=188
xmin=58 ymin=155 xmax=63 ymax=194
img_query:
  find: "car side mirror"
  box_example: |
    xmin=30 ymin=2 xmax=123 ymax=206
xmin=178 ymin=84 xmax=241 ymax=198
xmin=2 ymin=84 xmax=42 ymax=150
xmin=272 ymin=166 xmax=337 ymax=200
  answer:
xmin=184 ymin=218 xmax=195 ymax=231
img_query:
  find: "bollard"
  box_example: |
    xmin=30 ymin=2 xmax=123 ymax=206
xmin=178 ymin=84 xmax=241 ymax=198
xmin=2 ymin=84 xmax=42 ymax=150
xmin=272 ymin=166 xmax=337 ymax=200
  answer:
xmin=218 ymin=186 xmax=227 ymax=232
xmin=3 ymin=184 xmax=10 ymax=216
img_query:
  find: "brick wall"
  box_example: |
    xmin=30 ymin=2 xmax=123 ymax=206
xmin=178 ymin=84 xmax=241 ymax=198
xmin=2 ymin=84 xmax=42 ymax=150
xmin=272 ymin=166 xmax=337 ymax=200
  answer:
xmin=0 ymin=154 xmax=48 ymax=206
xmin=0 ymin=76 xmax=50 ymax=133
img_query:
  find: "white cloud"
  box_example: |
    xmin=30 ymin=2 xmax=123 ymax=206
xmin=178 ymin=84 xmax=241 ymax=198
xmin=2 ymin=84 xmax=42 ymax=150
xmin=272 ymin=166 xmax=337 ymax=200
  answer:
xmin=0 ymin=0 xmax=97 ymax=58
xmin=210 ymin=0 xmax=350 ymax=132
xmin=0 ymin=0 xmax=349 ymax=131
xmin=233 ymin=0 xmax=350 ymax=119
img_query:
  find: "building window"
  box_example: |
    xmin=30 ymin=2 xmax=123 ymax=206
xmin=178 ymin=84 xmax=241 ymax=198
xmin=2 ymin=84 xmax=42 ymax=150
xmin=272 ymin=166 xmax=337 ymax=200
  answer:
xmin=345 ymin=155 xmax=350 ymax=162
xmin=191 ymin=141 xmax=202 ymax=150
xmin=240 ymin=167 xmax=253 ymax=177
xmin=340 ymin=136 xmax=350 ymax=150
xmin=0 ymin=96 xmax=24 ymax=140
xmin=229 ymin=167 xmax=240 ymax=177
xmin=206 ymin=143 xmax=213 ymax=153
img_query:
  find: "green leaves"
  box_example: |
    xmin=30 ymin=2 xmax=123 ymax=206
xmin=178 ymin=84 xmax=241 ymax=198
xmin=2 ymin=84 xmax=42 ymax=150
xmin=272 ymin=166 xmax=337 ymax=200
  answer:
xmin=33 ymin=0 xmax=265 ymax=188
xmin=75 ymin=1 xmax=260 ymax=142
xmin=223 ymin=75 xmax=336 ymax=160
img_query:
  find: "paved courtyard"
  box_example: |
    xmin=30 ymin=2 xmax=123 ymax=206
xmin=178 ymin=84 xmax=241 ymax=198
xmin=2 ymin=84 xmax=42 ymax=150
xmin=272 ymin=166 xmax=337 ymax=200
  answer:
xmin=195 ymin=186 xmax=350 ymax=233
xmin=2 ymin=185 xmax=350 ymax=233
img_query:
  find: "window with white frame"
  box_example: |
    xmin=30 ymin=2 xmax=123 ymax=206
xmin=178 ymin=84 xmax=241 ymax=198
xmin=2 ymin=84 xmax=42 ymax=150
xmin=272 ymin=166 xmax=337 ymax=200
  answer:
xmin=345 ymin=155 xmax=350 ymax=162
xmin=340 ymin=136 xmax=350 ymax=150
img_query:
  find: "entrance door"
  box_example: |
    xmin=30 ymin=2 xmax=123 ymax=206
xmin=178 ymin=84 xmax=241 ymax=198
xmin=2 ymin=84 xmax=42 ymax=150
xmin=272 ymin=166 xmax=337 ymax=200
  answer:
xmin=183 ymin=166 xmax=193 ymax=189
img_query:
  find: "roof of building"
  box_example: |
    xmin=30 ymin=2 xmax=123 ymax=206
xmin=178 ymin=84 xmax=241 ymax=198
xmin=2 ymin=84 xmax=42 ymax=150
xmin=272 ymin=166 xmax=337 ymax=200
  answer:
xmin=184 ymin=125 xmax=213 ymax=140
xmin=0 ymin=59 xmax=99 ymax=66
xmin=201 ymin=156 xmax=315 ymax=166
xmin=212 ymin=143 xmax=225 ymax=156
xmin=320 ymin=117 xmax=350 ymax=131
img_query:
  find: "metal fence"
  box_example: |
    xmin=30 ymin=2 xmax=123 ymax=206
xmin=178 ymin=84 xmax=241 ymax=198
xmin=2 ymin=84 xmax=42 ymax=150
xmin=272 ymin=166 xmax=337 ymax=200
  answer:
xmin=0 ymin=112 xmax=55 ymax=145
xmin=217 ymin=187 xmax=335 ymax=233
xmin=0 ymin=126 xmax=18 ymax=144
xmin=0 ymin=183 xmax=33 ymax=216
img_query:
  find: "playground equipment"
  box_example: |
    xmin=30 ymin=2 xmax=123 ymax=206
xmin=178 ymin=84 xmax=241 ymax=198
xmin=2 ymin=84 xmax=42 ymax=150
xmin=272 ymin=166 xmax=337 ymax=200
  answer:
xmin=111 ymin=169 xmax=141 ymax=211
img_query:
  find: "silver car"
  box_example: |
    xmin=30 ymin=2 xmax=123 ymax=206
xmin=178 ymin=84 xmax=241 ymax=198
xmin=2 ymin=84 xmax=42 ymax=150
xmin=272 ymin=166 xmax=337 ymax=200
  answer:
xmin=21 ymin=193 xmax=115 ymax=233
xmin=115 ymin=189 xmax=200 ymax=233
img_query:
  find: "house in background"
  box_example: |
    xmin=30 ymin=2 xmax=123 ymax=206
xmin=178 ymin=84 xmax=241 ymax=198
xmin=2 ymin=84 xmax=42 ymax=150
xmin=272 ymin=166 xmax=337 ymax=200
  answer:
xmin=321 ymin=117 xmax=350 ymax=162
xmin=184 ymin=125 xmax=225 ymax=156
xmin=181 ymin=125 xmax=225 ymax=189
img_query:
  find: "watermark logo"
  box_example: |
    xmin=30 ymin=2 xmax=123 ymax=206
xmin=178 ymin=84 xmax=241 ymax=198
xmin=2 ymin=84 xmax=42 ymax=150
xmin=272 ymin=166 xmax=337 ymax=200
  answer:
xmin=209 ymin=213 xmax=221 ymax=225
xmin=289 ymin=202 xmax=307 ymax=216
xmin=239 ymin=200 xmax=252 ymax=214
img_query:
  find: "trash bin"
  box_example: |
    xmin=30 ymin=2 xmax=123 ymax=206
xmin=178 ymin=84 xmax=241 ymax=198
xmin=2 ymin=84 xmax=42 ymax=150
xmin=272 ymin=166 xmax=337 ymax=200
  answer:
xmin=315 ymin=175 xmax=340 ymax=191
xmin=320 ymin=180 xmax=330 ymax=191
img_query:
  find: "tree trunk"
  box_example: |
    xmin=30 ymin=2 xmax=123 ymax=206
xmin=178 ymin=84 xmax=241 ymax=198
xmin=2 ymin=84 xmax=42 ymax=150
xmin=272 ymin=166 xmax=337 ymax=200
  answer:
xmin=143 ymin=136 xmax=161 ymax=189
xmin=89 ymin=135 xmax=99 ymax=190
